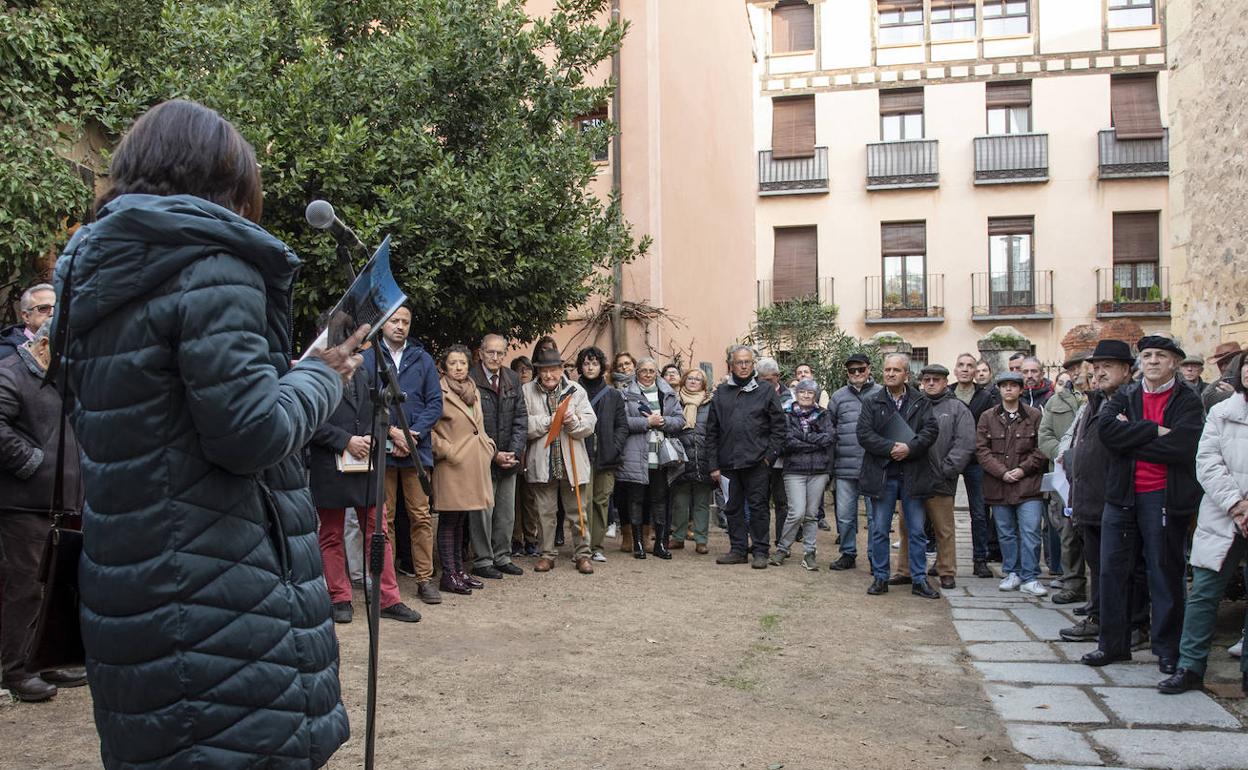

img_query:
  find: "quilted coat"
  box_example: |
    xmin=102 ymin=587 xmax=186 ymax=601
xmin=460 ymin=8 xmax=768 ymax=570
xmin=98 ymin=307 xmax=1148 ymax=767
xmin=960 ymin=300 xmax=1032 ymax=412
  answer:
xmin=1191 ymin=395 xmax=1248 ymax=571
xmin=53 ymin=194 xmax=349 ymax=769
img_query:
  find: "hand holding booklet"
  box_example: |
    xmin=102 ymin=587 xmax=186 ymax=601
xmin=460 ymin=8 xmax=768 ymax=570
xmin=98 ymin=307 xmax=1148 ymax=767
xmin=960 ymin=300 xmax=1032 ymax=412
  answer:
xmin=300 ymin=235 xmax=407 ymax=360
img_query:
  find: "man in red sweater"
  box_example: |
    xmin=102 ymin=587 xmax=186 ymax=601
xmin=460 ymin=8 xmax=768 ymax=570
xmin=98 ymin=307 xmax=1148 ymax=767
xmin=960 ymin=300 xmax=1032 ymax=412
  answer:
xmin=1082 ymin=336 xmax=1205 ymax=674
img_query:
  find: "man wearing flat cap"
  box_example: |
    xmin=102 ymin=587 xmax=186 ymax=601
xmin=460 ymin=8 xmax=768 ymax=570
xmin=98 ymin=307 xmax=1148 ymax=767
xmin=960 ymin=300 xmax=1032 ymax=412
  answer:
xmin=1179 ymin=355 xmax=1208 ymax=398
xmin=1039 ymin=353 xmax=1090 ymax=605
xmin=1083 ymin=336 xmax=1204 ymax=673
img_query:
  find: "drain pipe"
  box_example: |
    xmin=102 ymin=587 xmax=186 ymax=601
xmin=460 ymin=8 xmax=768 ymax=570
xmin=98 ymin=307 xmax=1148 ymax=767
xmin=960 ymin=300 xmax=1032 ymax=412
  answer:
xmin=610 ymin=0 xmax=625 ymax=357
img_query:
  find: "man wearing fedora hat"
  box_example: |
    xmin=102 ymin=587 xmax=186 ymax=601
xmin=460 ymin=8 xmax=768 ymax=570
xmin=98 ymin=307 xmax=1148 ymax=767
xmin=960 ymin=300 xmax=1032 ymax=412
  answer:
xmin=1083 ymin=336 xmax=1205 ymax=673
xmin=1202 ymin=341 xmax=1243 ymax=412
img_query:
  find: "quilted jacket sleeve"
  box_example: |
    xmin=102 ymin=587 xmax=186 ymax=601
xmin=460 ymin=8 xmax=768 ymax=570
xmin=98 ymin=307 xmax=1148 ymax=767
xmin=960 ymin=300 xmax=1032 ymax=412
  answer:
xmin=176 ymin=256 xmax=342 ymax=476
xmin=0 ymin=365 xmax=41 ymax=478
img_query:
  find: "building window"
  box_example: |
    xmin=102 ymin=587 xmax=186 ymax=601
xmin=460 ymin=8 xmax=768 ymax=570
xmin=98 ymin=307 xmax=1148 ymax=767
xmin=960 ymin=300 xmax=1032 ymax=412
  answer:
xmin=773 ymin=0 xmax=815 ymax=54
xmin=1112 ymin=211 xmax=1161 ymax=300
xmin=772 ymin=96 xmax=816 ymax=159
xmin=773 ymin=226 xmax=818 ymax=303
xmin=881 ymin=221 xmax=927 ymax=311
xmin=931 ymin=1 xmax=976 ymax=40
xmin=988 ymin=216 xmax=1035 ymax=310
xmin=1110 ymin=73 xmax=1165 ymax=139
xmin=575 ymin=107 xmax=609 ymax=162
xmin=877 ymin=1 xmax=924 ymax=46
xmin=1109 ymin=0 xmax=1156 ymax=28
xmin=983 ymin=0 xmax=1029 ymax=36
xmin=986 ymin=80 xmax=1032 ymax=134
xmin=880 ymin=88 xmax=924 ymax=141
xmin=909 ymin=347 xmax=930 ymax=377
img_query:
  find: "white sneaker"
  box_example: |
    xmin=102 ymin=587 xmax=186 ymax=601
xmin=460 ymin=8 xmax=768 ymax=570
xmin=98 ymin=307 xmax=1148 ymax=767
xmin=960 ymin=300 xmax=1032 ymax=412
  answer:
xmin=1020 ymin=580 xmax=1049 ymax=597
xmin=591 ymin=551 xmax=607 ymax=563
xmin=998 ymin=573 xmax=1022 ymax=591
xmin=606 ymin=523 xmax=618 ymax=538
xmin=891 ymin=540 xmax=900 ymax=549
xmin=1230 ymin=637 xmax=1244 ymax=658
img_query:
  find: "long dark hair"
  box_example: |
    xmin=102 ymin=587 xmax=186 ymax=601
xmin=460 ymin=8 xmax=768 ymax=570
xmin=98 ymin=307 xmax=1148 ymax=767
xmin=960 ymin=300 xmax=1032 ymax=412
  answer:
xmin=97 ymin=100 xmax=263 ymax=223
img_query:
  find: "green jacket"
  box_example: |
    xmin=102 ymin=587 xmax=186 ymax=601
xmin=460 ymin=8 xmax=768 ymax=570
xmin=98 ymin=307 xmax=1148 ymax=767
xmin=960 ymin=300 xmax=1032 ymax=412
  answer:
xmin=1038 ymin=386 xmax=1083 ymax=461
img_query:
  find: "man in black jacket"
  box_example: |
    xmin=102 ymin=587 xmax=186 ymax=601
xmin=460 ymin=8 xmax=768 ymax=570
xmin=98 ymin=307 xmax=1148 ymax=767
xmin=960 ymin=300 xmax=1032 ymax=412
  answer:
xmin=857 ymin=353 xmax=940 ymax=598
xmin=706 ymin=345 xmax=787 ymax=569
xmin=1082 ymin=336 xmax=1204 ymax=673
xmin=575 ymin=346 xmax=628 ymax=562
xmin=950 ymin=352 xmax=1000 ymax=577
xmin=467 ymin=334 xmax=529 ymax=578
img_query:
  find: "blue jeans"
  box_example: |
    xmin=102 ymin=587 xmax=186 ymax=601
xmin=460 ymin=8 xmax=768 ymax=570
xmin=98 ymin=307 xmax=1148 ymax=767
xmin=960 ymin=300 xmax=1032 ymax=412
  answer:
xmin=834 ymin=478 xmax=865 ymax=557
xmin=868 ymin=477 xmax=927 ymax=582
xmin=960 ymin=461 xmax=990 ymax=561
xmin=992 ymin=499 xmax=1044 ymax=582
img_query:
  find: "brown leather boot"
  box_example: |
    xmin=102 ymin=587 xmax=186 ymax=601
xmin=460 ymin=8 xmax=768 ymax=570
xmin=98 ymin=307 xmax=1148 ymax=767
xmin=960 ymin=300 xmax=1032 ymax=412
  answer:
xmin=619 ymin=523 xmax=633 ymax=552
xmin=669 ymin=537 xmax=684 ymax=550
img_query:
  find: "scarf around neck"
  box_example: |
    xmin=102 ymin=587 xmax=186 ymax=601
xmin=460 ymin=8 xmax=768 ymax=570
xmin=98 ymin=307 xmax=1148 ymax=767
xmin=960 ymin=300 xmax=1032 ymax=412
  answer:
xmin=444 ymin=374 xmax=478 ymax=406
xmin=678 ymin=386 xmax=710 ymax=429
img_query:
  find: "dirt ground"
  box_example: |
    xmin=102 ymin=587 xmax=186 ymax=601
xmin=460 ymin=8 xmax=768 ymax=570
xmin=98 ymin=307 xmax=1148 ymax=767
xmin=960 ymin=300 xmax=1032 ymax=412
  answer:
xmin=1 ymin=526 xmax=1020 ymax=770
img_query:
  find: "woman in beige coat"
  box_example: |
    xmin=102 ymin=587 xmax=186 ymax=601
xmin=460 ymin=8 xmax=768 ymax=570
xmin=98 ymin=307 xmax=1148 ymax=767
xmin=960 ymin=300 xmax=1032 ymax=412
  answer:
xmin=432 ymin=345 xmax=496 ymax=595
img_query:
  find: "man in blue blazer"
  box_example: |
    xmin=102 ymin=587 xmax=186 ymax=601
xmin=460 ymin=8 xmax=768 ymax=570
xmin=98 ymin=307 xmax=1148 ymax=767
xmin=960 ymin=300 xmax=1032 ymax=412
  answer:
xmin=365 ymin=306 xmax=444 ymax=605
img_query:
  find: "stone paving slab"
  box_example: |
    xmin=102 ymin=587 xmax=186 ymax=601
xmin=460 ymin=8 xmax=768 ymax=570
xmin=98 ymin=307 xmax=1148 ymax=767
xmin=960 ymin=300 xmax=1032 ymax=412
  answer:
xmin=948 ymin=594 xmax=1033 ymax=605
xmin=1025 ymin=765 xmax=1141 ymax=770
xmin=967 ymin=642 xmax=1061 ymax=662
xmin=1006 ymin=724 xmax=1104 ymax=765
xmin=1053 ymin=641 xmax=1098 ymax=661
xmin=1100 ymin=665 xmax=1165 ymax=687
xmin=974 ymin=661 xmax=1108 ymax=685
xmin=1011 ymin=607 xmax=1076 ymax=641
xmin=1091 ymin=729 xmax=1248 ymax=769
xmin=952 ymin=608 xmax=1012 ymax=620
xmin=954 ymin=620 xmax=1031 ymax=642
xmin=1093 ymin=686 xmax=1240 ymax=728
xmin=963 ymin=581 xmax=1021 ymax=596
xmin=984 ymin=684 xmax=1110 ymax=723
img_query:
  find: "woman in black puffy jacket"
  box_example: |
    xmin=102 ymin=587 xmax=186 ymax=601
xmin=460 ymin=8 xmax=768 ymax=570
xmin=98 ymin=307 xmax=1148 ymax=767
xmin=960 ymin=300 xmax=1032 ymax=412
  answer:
xmin=671 ymin=368 xmax=714 ymax=554
xmin=772 ymin=380 xmax=835 ymax=569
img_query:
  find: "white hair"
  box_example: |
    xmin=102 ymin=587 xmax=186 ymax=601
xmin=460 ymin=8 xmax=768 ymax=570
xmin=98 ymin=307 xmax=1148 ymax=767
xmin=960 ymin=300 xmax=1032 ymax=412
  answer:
xmin=726 ymin=344 xmax=757 ymax=362
xmin=882 ymin=352 xmax=910 ymax=367
xmin=756 ymin=357 xmax=780 ymax=377
xmin=20 ymin=283 xmax=54 ymax=311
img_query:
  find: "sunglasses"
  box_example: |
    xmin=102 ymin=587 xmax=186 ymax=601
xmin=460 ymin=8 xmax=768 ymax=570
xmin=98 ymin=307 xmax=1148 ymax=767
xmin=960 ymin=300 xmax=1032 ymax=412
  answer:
xmin=28 ymin=304 xmax=54 ymax=314
xmin=846 ymin=366 xmax=868 ymax=374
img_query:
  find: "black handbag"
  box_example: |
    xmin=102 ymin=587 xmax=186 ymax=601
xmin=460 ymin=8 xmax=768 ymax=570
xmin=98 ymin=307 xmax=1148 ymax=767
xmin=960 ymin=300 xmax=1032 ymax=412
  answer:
xmin=25 ymin=244 xmax=85 ymax=673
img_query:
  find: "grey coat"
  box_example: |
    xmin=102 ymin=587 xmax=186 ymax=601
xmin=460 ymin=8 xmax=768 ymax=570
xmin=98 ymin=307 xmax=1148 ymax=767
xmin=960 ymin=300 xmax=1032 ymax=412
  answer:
xmin=829 ymin=381 xmax=881 ymax=480
xmin=616 ymin=379 xmax=685 ymax=485
xmin=924 ymin=390 xmax=977 ymax=497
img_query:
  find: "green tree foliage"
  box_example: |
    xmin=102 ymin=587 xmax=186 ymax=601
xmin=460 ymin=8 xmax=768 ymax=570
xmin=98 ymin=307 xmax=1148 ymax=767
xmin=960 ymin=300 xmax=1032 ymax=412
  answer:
xmin=2 ymin=0 xmax=645 ymax=349
xmin=747 ymin=299 xmax=881 ymax=392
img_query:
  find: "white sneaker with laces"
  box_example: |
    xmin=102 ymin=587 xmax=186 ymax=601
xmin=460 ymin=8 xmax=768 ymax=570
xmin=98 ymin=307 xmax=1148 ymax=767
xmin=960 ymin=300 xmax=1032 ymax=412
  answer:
xmin=1230 ymin=637 xmax=1243 ymax=658
xmin=1020 ymin=580 xmax=1049 ymax=597
xmin=998 ymin=573 xmax=1022 ymax=591
xmin=606 ymin=523 xmax=618 ymax=538
xmin=591 ymin=551 xmax=607 ymax=563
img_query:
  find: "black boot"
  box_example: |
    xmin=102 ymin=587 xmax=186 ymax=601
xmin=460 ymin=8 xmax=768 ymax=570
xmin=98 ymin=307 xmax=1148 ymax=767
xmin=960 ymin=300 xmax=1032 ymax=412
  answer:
xmin=652 ymin=523 xmax=672 ymax=560
xmin=632 ymin=525 xmax=647 ymax=559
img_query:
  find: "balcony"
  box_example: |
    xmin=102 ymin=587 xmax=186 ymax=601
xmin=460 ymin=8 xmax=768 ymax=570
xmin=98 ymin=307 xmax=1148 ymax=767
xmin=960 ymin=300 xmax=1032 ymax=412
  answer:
xmin=757 ymin=276 xmax=834 ymax=310
xmin=866 ymin=139 xmax=939 ymax=190
xmin=971 ymin=270 xmax=1054 ymax=320
xmin=1096 ymin=266 xmax=1171 ymax=318
xmin=865 ymin=274 xmax=945 ymax=323
xmin=973 ymin=133 xmax=1049 ymax=185
xmin=1098 ymin=128 xmax=1169 ymax=179
xmin=758 ymin=147 xmax=829 ymax=196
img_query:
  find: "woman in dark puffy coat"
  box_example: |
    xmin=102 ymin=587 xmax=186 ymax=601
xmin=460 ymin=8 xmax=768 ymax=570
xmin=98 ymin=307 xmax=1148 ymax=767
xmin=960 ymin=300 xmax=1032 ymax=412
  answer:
xmin=53 ymin=100 xmax=355 ymax=768
xmin=671 ymin=368 xmax=714 ymax=554
xmin=616 ymin=357 xmax=685 ymax=559
xmin=772 ymin=380 xmax=835 ymax=570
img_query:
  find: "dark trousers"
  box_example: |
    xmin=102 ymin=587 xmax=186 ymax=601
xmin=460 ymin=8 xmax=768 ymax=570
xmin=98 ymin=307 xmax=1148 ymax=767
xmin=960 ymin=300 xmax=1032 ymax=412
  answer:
xmin=0 ymin=512 xmax=48 ymax=682
xmin=1082 ymin=522 xmax=1150 ymax=625
xmin=723 ymin=463 xmax=772 ymax=556
xmin=770 ymin=467 xmax=787 ymax=545
xmin=960 ymin=461 xmax=992 ymax=561
xmin=623 ymin=469 xmax=669 ymax=533
xmin=1099 ymin=491 xmax=1187 ymax=659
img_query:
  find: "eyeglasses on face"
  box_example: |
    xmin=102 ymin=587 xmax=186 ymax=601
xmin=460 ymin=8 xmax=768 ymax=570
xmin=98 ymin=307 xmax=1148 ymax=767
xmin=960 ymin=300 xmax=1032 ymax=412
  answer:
xmin=846 ymin=366 xmax=868 ymax=374
xmin=28 ymin=304 xmax=54 ymax=314
xmin=481 ymin=349 xmax=506 ymax=358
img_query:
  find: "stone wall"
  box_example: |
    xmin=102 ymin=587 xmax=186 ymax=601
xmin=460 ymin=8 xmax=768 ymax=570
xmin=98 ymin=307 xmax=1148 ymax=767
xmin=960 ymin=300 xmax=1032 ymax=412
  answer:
xmin=1168 ymin=0 xmax=1248 ymax=358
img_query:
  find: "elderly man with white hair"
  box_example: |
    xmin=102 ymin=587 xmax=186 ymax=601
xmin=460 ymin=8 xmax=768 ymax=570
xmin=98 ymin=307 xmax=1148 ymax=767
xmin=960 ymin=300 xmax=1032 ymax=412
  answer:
xmin=0 ymin=284 xmax=56 ymax=360
xmin=706 ymin=345 xmax=787 ymax=569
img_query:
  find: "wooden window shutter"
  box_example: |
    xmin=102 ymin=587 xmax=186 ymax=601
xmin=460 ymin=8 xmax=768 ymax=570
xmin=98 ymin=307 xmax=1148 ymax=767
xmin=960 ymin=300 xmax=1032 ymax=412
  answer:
xmin=986 ymin=80 xmax=1032 ymax=108
xmin=773 ymin=1 xmax=815 ymax=54
xmin=1110 ymin=74 xmax=1164 ymax=140
xmin=1112 ymin=212 xmax=1159 ymax=263
xmin=773 ymin=227 xmax=818 ymax=302
xmin=987 ymin=216 xmax=1034 ymax=236
xmin=879 ymin=88 xmax=924 ymax=116
xmin=881 ymin=221 xmax=927 ymax=256
xmin=772 ymin=96 xmax=816 ymax=159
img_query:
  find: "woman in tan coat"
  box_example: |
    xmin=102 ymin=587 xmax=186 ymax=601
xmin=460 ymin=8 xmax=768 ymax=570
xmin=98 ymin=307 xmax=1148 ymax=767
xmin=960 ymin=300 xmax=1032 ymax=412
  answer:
xmin=432 ymin=345 xmax=496 ymax=595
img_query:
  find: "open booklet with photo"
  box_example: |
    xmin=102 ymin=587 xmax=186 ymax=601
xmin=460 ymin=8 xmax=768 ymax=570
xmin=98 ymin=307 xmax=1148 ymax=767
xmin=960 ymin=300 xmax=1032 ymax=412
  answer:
xmin=300 ymin=235 xmax=407 ymax=360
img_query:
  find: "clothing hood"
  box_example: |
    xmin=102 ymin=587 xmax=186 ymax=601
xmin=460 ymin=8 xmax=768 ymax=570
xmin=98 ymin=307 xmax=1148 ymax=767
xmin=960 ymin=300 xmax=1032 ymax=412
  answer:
xmin=56 ymin=194 xmax=300 ymax=332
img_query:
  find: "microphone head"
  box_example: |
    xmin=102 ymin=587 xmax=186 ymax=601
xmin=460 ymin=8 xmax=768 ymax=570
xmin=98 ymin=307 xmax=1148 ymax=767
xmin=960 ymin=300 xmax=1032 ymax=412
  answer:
xmin=305 ymin=199 xmax=336 ymax=229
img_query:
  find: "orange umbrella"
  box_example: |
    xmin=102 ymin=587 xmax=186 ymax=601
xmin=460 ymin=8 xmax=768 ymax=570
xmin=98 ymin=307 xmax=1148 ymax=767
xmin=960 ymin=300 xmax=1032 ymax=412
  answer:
xmin=544 ymin=395 xmax=588 ymax=540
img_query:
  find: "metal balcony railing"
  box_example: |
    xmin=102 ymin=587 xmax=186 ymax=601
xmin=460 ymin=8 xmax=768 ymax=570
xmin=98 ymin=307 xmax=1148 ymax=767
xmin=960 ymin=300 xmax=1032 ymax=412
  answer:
xmin=971 ymin=270 xmax=1054 ymax=319
xmin=866 ymin=139 xmax=939 ymax=190
xmin=1096 ymin=265 xmax=1171 ymax=317
xmin=1098 ymin=128 xmax=1169 ymax=179
xmin=758 ymin=147 xmax=829 ymax=195
xmin=865 ymin=274 xmax=945 ymax=322
xmin=974 ymin=133 xmax=1049 ymax=184
xmin=757 ymin=276 xmax=834 ymax=310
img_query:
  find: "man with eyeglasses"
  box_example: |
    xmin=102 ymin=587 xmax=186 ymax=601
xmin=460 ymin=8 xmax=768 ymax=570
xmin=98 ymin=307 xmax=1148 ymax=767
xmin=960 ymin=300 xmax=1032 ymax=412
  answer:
xmin=827 ymin=354 xmax=881 ymax=571
xmin=0 ymin=284 xmax=56 ymax=361
xmin=467 ymin=334 xmax=528 ymax=579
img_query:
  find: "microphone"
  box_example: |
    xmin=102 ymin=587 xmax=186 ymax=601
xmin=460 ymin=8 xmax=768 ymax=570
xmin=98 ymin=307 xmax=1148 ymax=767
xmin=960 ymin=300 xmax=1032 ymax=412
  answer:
xmin=305 ymin=199 xmax=369 ymax=259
